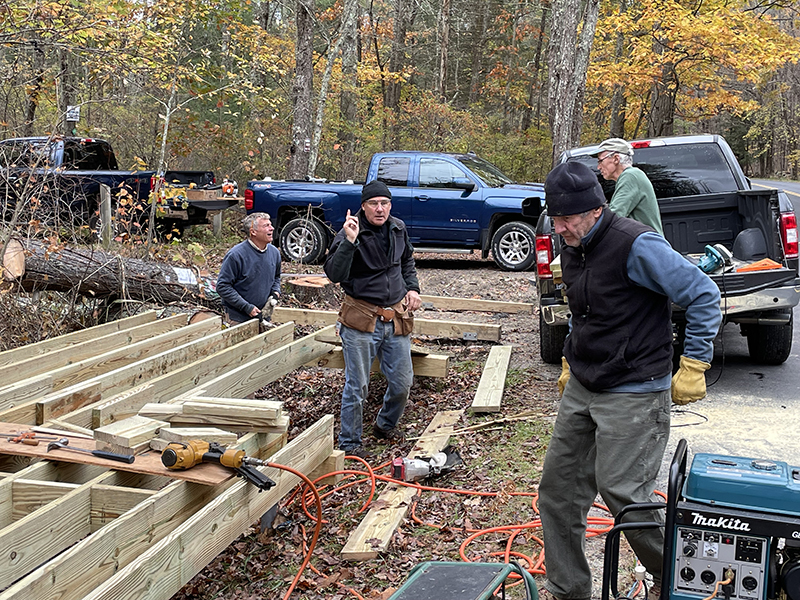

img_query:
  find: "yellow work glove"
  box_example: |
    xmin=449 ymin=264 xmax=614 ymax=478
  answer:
xmin=557 ymin=356 xmax=570 ymax=397
xmin=671 ymin=356 xmax=711 ymax=405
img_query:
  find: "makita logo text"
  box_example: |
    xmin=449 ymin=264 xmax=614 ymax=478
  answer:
xmin=691 ymin=513 xmax=751 ymax=532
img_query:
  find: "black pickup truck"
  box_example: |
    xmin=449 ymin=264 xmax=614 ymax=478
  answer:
xmin=0 ymin=137 xmax=230 ymax=234
xmin=529 ymin=134 xmax=799 ymax=366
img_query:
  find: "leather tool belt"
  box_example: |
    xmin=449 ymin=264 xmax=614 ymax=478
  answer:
xmin=338 ymin=294 xmax=413 ymax=335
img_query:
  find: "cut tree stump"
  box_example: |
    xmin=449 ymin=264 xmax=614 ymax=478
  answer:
xmin=1 ymin=238 xmax=24 ymax=281
xmin=284 ymin=276 xmax=338 ymax=305
xmin=2 ymin=238 xmax=222 ymax=310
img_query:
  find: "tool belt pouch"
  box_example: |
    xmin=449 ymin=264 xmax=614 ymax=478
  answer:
xmin=392 ymin=302 xmax=414 ymax=336
xmin=339 ymin=295 xmax=379 ymax=333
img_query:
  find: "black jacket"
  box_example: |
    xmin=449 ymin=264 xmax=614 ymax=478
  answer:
xmin=324 ymin=212 xmax=420 ymax=307
xmin=562 ymin=211 xmax=673 ymax=391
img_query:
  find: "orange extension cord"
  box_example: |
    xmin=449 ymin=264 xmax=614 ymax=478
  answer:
xmin=275 ymin=456 xmax=666 ymax=599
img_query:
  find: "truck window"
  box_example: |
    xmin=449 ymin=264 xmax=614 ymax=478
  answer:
xmin=63 ymin=141 xmax=117 ymax=170
xmin=419 ymin=158 xmax=470 ymax=189
xmin=377 ymin=156 xmax=410 ymax=187
xmin=0 ymin=140 xmax=52 ymax=168
xmin=456 ymin=156 xmax=513 ymax=187
xmin=570 ymin=143 xmax=740 ymax=199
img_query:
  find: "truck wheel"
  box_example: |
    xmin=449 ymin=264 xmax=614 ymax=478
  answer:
xmin=280 ymin=218 xmax=327 ymax=264
xmin=745 ymin=310 xmax=793 ymax=365
xmin=540 ymin=312 xmax=569 ymax=364
xmin=491 ymin=221 xmax=536 ymax=271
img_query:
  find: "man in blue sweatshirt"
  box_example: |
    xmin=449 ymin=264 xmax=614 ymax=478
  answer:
xmin=537 ymin=162 xmax=721 ymax=600
xmin=216 ymin=212 xmax=281 ymax=324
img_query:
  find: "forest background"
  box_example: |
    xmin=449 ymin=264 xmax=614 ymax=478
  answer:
xmin=3 ymin=0 xmax=800 ymax=188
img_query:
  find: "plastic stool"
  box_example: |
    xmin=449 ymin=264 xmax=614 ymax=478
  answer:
xmin=388 ymin=561 xmax=538 ymax=600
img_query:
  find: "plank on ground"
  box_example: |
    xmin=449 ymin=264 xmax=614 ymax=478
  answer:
xmin=0 ymin=314 xmax=187 ymax=388
xmin=273 ymin=307 xmax=501 ymax=341
xmin=0 ymin=317 xmax=222 ymax=414
xmin=76 ymin=416 xmax=334 ymax=600
xmin=469 ymin=345 xmax=513 ymax=413
xmin=418 ymin=294 xmax=534 ymax=314
xmin=0 ymin=430 xmax=287 ymax=600
xmin=308 ymin=347 xmax=450 ymax=378
xmin=0 ymin=311 xmax=157 ymax=369
xmin=340 ymin=409 xmax=464 ymax=561
xmin=88 ymin=322 xmax=291 ymax=429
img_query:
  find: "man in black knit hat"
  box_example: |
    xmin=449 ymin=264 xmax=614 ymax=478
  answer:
xmin=324 ymin=180 xmax=421 ymax=459
xmin=537 ymin=161 xmax=721 ymax=600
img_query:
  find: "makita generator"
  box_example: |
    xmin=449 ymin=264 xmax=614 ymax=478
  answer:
xmin=603 ymin=440 xmax=800 ymax=600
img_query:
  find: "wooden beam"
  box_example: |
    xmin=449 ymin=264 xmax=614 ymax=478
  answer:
xmin=0 ymin=461 xmax=55 ymax=528
xmin=11 ymin=479 xmax=78 ymax=520
xmin=0 ymin=470 xmax=116 ymax=589
xmin=419 ymin=294 xmax=534 ymax=314
xmin=31 ymin=319 xmax=258 ymax=427
xmin=0 ymin=317 xmax=222 ymax=414
xmin=182 ymin=397 xmax=282 ymax=420
xmin=89 ymin=485 xmax=156 ymax=532
xmin=469 ymin=345 xmax=513 ymax=413
xmin=169 ymin=414 xmax=290 ymax=434
xmin=88 ymin=322 xmax=292 ymax=429
xmin=308 ymin=347 xmax=450 ymax=378
xmin=93 ymin=416 xmax=168 ymax=447
xmin=340 ymin=410 xmax=463 ymax=561
xmin=273 ymin=308 xmax=502 ymax=341
xmin=157 ymin=427 xmax=238 ymax=446
xmin=184 ymin=325 xmax=336 ymax=399
xmin=0 ymin=311 xmax=157 ymax=369
xmin=0 ymin=315 xmax=187 ymax=388
xmin=71 ymin=416 xmax=334 ymax=600
xmin=307 ymin=449 xmax=345 ymax=486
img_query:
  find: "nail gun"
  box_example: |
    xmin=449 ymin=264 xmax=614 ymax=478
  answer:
xmin=391 ymin=446 xmax=462 ymax=482
xmin=161 ymin=440 xmax=276 ymax=491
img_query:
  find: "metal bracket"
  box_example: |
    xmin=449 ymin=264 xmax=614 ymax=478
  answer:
xmin=462 ymin=331 xmax=478 ymax=341
xmin=421 ymin=302 xmax=435 ymax=310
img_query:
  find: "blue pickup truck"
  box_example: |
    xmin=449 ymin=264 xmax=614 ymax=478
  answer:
xmin=0 ymin=137 xmax=225 ymax=235
xmin=245 ymin=152 xmax=545 ymax=270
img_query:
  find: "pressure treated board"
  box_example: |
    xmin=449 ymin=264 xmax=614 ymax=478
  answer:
xmin=0 ymin=431 xmax=284 ymax=600
xmin=93 ymin=415 xmax=169 ymax=446
xmin=158 ymin=427 xmax=238 ymax=446
xmin=182 ymin=397 xmax=282 ymax=420
xmin=0 ymin=311 xmax=157 ymax=369
xmin=0 ymin=314 xmax=187 ymax=388
xmin=272 ymin=307 xmax=502 ymax=341
xmin=0 ymin=317 xmax=222 ymax=414
xmin=72 ymin=416 xmax=334 ymax=600
xmin=340 ymin=410 xmax=463 ymax=560
xmin=88 ymin=322 xmax=291 ymax=429
xmin=418 ymin=294 xmax=535 ymax=314
xmin=308 ymin=347 xmax=450 ymax=377
xmin=31 ymin=319 xmax=258 ymax=426
xmin=469 ymin=345 xmax=513 ymax=413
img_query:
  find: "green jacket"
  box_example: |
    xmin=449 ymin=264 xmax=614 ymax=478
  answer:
xmin=609 ymin=166 xmax=664 ymax=235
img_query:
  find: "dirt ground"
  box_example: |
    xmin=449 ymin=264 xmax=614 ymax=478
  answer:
xmin=173 ymin=252 xmax=635 ymax=600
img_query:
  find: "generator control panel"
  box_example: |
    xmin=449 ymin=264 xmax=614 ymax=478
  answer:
xmin=673 ymin=526 xmax=769 ymax=599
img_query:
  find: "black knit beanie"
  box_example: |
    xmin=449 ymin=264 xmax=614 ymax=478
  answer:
xmin=361 ymin=180 xmax=392 ymax=203
xmin=545 ymin=161 xmax=605 ymax=217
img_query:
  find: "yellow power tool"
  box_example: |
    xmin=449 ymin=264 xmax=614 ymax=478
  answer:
xmin=161 ymin=440 xmax=276 ymax=491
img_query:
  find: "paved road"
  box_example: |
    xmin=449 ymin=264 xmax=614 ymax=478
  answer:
xmin=660 ymin=178 xmax=800 ymax=483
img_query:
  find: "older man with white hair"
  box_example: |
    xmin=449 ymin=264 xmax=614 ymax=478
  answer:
xmin=592 ymin=137 xmax=664 ymax=235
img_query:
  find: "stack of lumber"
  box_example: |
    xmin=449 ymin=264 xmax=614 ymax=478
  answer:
xmin=139 ymin=397 xmax=288 ymax=433
xmin=94 ymin=415 xmax=169 ymax=455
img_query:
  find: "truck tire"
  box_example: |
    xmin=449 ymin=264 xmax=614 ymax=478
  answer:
xmin=280 ymin=218 xmax=327 ymax=264
xmin=745 ymin=310 xmax=793 ymax=365
xmin=491 ymin=221 xmax=536 ymax=271
xmin=540 ymin=312 xmax=569 ymax=364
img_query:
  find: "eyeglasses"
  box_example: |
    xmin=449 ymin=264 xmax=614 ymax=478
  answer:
xmin=364 ymin=200 xmax=391 ymax=208
xmin=597 ymin=153 xmax=617 ymax=163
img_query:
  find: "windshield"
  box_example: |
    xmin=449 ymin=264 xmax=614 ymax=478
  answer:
xmin=456 ymin=155 xmax=514 ymax=187
xmin=0 ymin=140 xmax=53 ymax=168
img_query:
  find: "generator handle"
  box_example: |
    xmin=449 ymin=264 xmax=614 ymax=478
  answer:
xmin=661 ymin=439 xmax=689 ymax=600
xmin=601 ymin=520 xmax=663 ymax=600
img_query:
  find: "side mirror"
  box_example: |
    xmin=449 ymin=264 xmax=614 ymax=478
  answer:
xmin=452 ymin=177 xmax=476 ymax=192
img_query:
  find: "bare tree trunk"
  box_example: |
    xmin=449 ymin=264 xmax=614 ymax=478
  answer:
xmin=339 ymin=11 xmax=359 ymax=180
xmin=288 ymin=0 xmax=315 ymax=179
xmin=608 ymin=0 xmax=628 ymax=138
xmin=648 ymin=62 xmax=678 ymax=137
xmin=147 ymin=79 xmax=177 ymax=249
xmin=23 ymin=43 xmax=46 ymax=137
xmin=435 ymin=0 xmax=452 ymax=100
xmin=468 ymin=2 xmax=491 ymax=103
xmin=547 ymin=0 xmax=600 ymax=165
xmin=308 ymin=0 xmax=359 ymax=178
xmin=385 ymin=0 xmax=416 ymax=147
xmin=522 ymin=4 xmax=548 ymax=132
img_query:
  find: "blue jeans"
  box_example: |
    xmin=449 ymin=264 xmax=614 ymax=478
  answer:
xmin=338 ymin=320 xmax=413 ymax=450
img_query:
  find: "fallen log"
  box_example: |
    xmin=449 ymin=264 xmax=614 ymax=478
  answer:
xmin=3 ymin=238 xmax=222 ymax=311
